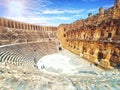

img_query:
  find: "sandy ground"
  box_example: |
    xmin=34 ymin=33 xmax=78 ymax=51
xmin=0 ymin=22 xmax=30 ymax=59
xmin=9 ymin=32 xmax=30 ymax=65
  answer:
xmin=37 ymin=49 xmax=103 ymax=75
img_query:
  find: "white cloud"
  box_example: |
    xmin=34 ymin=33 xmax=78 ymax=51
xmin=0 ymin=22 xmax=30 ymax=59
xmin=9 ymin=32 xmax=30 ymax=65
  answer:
xmin=103 ymin=4 xmax=114 ymax=9
xmin=52 ymin=17 xmax=70 ymax=20
xmin=87 ymin=8 xmax=98 ymax=13
xmin=1 ymin=0 xmax=113 ymax=26
xmin=40 ymin=9 xmax=85 ymax=14
xmin=6 ymin=15 xmax=72 ymax=26
xmin=41 ymin=10 xmax=64 ymax=14
xmin=87 ymin=4 xmax=114 ymax=14
xmin=6 ymin=16 xmax=51 ymax=25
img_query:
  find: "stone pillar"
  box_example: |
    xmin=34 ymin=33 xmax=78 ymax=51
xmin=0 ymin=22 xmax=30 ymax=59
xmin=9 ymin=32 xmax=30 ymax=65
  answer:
xmin=14 ymin=22 xmax=16 ymax=28
xmin=114 ymin=0 xmax=120 ymax=6
xmin=16 ymin=23 xmax=18 ymax=29
xmin=27 ymin=24 xmax=29 ymax=30
xmin=10 ymin=21 xmax=12 ymax=28
xmin=40 ymin=27 xmax=42 ymax=31
xmin=33 ymin=25 xmax=35 ymax=30
xmin=22 ymin=23 xmax=24 ymax=29
xmin=29 ymin=25 xmax=31 ymax=30
xmin=41 ymin=26 xmax=43 ymax=31
xmin=6 ymin=20 xmax=8 ymax=27
xmin=23 ymin=24 xmax=25 ymax=29
xmin=8 ymin=21 xmax=10 ymax=27
xmin=99 ymin=7 xmax=104 ymax=15
xmin=29 ymin=24 xmax=31 ymax=30
xmin=37 ymin=26 xmax=39 ymax=30
xmin=35 ymin=25 xmax=37 ymax=30
xmin=18 ymin=23 xmax=20 ymax=29
xmin=0 ymin=18 xmax=1 ymax=26
xmin=4 ymin=20 xmax=8 ymax=27
xmin=31 ymin=25 xmax=32 ymax=30
xmin=11 ymin=22 xmax=13 ymax=28
xmin=88 ymin=13 xmax=92 ymax=18
xmin=16 ymin=22 xmax=18 ymax=28
xmin=2 ymin=19 xmax=5 ymax=26
xmin=12 ymin=22 xmax=15 ymax=28
xmin=31 ymin=25 xmax=33 ymax=30
xmin=15 ymin=22 xmax=17 ymax=28
xmin=39 ymin=26 xmax=40 ymax=30
xmin=0 ymin=18 xmax=3 ymax=26
xmin=35 ymin=26 xmax=37 ymax=30
xmin=28 ymin=24 xmax=29 ymax=30
xmin=20 ymin=23 xmax=22 ymax=29
xmin=24 ymin=24 xmax=26 ymax=29
xmin=26 ymin=24 xmax=28 ymax=30
xmin=25 ymin=24 xmax=27 ymax=30
xmin=21 ymin=24 xmax=23 ymax=29
xmin=35 ymin=25 xmax=36 ymax=30
xmin=32 ymin=25 xmax=34 ymax=30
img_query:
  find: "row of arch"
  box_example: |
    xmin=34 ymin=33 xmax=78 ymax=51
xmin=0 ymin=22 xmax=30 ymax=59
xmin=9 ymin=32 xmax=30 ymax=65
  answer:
xmin=0 ymin=18 xmax=57 ymax=31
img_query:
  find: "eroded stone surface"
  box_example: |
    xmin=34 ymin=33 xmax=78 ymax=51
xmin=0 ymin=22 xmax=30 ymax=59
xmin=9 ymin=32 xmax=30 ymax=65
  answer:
xmin=57 ymin=1 xmax=120 ymax=69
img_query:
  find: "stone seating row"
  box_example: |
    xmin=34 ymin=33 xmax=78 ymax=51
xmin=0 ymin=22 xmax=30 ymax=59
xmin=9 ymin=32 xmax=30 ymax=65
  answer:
xmin=0 ymin=41 xmax=58 ymax=68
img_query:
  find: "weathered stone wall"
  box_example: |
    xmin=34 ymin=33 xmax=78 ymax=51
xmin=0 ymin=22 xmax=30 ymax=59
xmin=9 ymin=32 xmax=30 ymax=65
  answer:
xmin=0 ymin=17 xmax=57 ymax=45
xmin=57 ymin=0 xmax=120 ymax=69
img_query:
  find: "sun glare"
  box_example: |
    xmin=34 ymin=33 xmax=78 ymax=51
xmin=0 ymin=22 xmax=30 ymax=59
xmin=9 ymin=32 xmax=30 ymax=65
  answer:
xmin=7 ymin=0 xmax=25 ymax=16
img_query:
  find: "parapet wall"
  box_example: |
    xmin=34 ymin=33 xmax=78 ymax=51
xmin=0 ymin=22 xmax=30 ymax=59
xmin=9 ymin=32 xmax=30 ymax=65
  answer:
xmin=57 ymin=0 xmax=120 ymax=69
xmin=0 ymin=18 xmax=57 ymax=45
xmin=0 ymin=17 xmax=57 ymax=31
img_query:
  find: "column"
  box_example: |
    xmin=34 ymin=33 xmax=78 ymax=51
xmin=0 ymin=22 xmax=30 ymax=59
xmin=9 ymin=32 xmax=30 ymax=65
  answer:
xmin=1 ymin=18 xmax=3 ymax=26
xmin=29 ymin=24 xmax=31 ymax=30
xmin=35 ymin=26 xmax=37 ymax=30
xmin=30 ymin=25 xmax=32 ymax=30
xmin=8 ymin=21 xmax=10 ymax=27
xmin=10 ymin=21 xmax=12 ymax=28
xmin=28 ymin=24 xmax=30 ymax=30
xmin=31 ymin=25 xmax=32 ymax=30
xmin=40 ymin=26 xmax=41 ymax=31
xmin=11 ymin=22 xmax=14 ymax=28
xmin=16 ymin=23 xmax=18 ymax=29
xmin=25 ymin=24 xmax=26 ymax=29
xmin=5 ymin=20 xmax=8 ymax=27
xmin=34 ymin=25 xmax=35 ymax=30
xmin=0 ymin=18 xmax=1 ymax=26
xmin=19 ymin=23 xmax=21 ymax=29
xmin=23 ymin=24 xmax=25 ymax=29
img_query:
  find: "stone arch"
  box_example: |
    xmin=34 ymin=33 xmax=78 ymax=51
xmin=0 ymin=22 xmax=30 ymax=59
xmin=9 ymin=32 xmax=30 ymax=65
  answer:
xmin=110 ymin=46 xmax=120 ymax=66
xmin=108 ymin=32 xmax=112 ymax=38
xmin=115 ymin=28 xmax=120 ymax=35
xmin=98 ymin=51 xmax=104 ymax=62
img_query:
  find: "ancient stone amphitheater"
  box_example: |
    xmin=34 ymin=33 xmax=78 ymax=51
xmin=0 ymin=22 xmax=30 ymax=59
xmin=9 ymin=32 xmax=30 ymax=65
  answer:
xmin=0 ymin=0 xmax=120 ymax=90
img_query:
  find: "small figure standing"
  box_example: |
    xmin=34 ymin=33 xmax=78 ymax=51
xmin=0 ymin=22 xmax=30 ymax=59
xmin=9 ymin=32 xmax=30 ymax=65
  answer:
xmin=34 ymin=57 xmax=38 ymax=69
xmin=90 ymin=61 xmax=92 ymax=67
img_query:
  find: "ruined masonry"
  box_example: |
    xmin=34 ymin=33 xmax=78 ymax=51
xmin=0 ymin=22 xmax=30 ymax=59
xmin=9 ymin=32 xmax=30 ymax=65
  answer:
xmin=0 ymin=0 xmax=120 ymax=69
xmin=57 ymin=0 xmax=120 ymax=69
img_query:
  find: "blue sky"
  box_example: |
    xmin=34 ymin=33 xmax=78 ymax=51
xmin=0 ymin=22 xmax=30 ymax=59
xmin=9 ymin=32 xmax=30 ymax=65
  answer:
xmin=0 ymin=0 xmax=114 ymax=26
